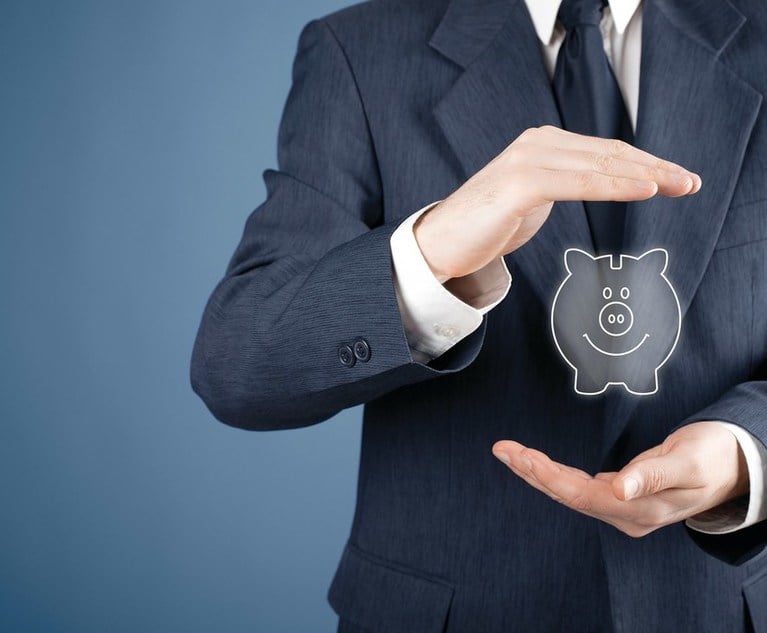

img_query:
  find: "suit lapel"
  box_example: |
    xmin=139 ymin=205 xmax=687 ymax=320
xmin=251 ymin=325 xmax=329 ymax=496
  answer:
xmin=428 ymin=0 xmax=763 ymax=462
xmin=430 ymin=0 xmax=595 ymax=309
xmin=601 ymin=0 xmax=762 ymax=463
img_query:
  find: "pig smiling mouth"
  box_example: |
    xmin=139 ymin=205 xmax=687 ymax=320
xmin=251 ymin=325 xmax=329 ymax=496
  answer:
xmin=582 ymin=332 xmax=650 ymax=357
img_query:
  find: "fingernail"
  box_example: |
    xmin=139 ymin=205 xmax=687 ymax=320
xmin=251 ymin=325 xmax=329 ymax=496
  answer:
xmin=623 ymin=477 xmax=640 ymax=500
xmin=691 ymin=173 xmax=702 ymax=191
xmin=494 ymin=451 xmax=511 ymax=466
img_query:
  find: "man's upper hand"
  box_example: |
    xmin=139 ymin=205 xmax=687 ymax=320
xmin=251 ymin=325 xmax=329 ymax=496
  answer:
xmin=414 ymin=125 xmax=702 ymax=283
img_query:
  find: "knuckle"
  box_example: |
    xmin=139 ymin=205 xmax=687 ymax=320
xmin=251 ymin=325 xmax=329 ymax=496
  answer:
xmin=574 ymin=170 xmax=594 ymax=189
xmin=650 ymin=158 xmax=668 ymax=176
xmin=608 ymin=176 xmax=623 ymax=191
xmin=661 ymin=434 xmax=682 ymax=453
xmin=641 ymin=468 xmax=667 ymax=494
xmin=546 ymin=491 xmax=566 ymax=505
xmin=643 ymin=164 xmax=663 ymax=181
xmin=506 ymin=142 xmax=532 ymax=165
xmin=569 ymin=495 xmax=593 ymax=513
xmin=607 ymin=138 xmax=630 ymax=157
xmin=518 ymin=127 xmax=540 ymax=142
xmin=593 ymin=152 xmax=614 ymax=172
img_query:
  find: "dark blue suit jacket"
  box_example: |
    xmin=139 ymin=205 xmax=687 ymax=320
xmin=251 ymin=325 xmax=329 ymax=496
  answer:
xmin=191 ymin=0 xmax=767 ymax=630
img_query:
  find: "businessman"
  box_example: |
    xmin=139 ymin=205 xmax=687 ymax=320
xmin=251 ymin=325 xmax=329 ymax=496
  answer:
xmin=192 ymin=0 xmax=767 ymax=630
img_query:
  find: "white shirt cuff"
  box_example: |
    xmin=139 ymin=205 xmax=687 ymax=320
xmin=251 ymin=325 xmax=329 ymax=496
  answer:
xmin=685 ymin=421 xmax=767 ymax=535
xmin=391 ymin=201 xmax=512 ymax=363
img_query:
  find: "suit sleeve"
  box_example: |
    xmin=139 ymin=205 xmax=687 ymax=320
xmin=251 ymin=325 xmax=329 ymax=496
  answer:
xmin=190 ymin=19 xmax=486 ymax=431
xmin=675 ymin=379 xmax=767 ymax=564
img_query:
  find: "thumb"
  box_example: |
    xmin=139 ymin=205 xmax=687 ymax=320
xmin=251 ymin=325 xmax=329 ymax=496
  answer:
xmin=612 ymin=452 xmax=693 ymax=501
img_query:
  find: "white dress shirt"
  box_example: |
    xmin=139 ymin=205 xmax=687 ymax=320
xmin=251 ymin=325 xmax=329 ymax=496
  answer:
xmin=390 ymin=0 xmax=767 ymax=534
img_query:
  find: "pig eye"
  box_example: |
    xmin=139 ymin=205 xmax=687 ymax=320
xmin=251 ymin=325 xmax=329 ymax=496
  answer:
xmin=620 ymin=287 xmax=630 ymax=299
xmin=602 ymin=287 xmax=612 ymax=300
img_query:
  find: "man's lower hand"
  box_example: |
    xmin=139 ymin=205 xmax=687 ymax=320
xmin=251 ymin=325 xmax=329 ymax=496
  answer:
xmin=492 ymin=421 xmax=749 ymax=537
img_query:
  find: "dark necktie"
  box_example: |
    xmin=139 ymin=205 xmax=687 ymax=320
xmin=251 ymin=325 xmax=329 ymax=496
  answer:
xmin=551 ymin=0 xmax=634 ymax=255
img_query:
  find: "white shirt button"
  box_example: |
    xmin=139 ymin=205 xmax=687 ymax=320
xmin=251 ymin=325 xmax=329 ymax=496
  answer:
xmin=433 ymin=324 xmax=460 ymax=339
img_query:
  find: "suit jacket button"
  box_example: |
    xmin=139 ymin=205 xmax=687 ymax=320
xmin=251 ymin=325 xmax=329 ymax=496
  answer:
xmin=338 ymin=344 xmax=356 ymax=367
xmin=353 ymin=338 xmax=371 ymax=362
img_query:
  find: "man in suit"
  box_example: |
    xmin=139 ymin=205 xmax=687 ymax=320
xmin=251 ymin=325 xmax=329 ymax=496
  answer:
xmin=191 ymin=0 xmax=767 ymax=630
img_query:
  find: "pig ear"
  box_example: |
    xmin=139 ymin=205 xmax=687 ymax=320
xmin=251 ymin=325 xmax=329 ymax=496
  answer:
xmin=564 ymin=248 xmax=596 ymax=274
xmin=638 ymin=248 xmax=669 ymax=274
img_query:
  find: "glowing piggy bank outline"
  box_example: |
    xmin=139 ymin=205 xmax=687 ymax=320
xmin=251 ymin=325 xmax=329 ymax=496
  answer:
xmin=550 ymin=248 xmax=681 ymax=396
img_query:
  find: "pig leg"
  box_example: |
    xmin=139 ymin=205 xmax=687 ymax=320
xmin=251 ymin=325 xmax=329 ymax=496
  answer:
xmin=622 ymin=370 xmax=659 ymax=396
xmin=574 ymin=370 xmax=608 ymax=395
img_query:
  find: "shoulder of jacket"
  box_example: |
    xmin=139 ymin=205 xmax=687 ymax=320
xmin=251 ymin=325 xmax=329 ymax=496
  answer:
xmin=317 ymin=0 xmax=450 ymax=44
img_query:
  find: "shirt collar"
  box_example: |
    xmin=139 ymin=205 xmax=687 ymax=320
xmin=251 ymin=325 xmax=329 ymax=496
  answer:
xmin=525 ymin=0 xmax=642 ymax=45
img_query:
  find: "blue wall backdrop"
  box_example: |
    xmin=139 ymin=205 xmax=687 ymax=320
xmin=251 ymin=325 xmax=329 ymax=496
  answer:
xmin=0 ymin=1 xmax=360 ymax=631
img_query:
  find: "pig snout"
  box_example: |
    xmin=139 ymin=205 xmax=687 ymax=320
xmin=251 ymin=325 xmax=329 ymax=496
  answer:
xmin=599 ymin=301 xmax=633 ymax=336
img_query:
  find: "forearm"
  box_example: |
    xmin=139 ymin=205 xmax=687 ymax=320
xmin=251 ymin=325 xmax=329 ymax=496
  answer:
xmin=191 ymin=19 xmax=487 ymax=430
xmin=191 ymin=185 xmax=487 ymax=430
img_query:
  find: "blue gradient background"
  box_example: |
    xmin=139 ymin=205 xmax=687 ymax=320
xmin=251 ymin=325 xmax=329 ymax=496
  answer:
xmin=0 ymin=2 xmax=358 ymax=631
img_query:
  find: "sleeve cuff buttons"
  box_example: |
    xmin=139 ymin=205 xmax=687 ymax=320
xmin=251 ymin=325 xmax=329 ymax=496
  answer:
xmin=338 ymin=338 xmax=371 ymax=367
xmin=338 ymin=344 xmax=356 ymax=367
xmin=353 ymin=338 xmax=371 ymax=362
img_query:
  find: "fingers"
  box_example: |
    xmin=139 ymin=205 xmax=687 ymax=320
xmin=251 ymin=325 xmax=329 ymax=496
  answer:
xmin=529 ymin=167 xmax=659 ymax=203
xmin=509 ymin=125 xmax=702 ymax=204
xmin=613 ymin=452 xmax=704 ymax=501
xmin=516 ymin=448 xmax=626 ymax=516
xmin=410 ymin=124 xmax=701 ymax=282
xmin=493 ymin=442 xmax=627 ymax=517
xmin=493 ymin=441 xmax=592 ymax=481
xmin=522 ymin=125 xmax=702 ymax=191
xmin=509 ymin=143 xmax=696 ymax=198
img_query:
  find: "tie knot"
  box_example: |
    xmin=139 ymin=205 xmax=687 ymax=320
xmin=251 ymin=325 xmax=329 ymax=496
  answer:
xmin=557 ymin=0 xmax=606 ymax=30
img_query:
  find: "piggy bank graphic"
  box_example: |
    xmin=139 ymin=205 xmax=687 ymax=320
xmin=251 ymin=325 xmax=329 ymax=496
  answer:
xmin=551 ymin=248 xmax=681 ymax=396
